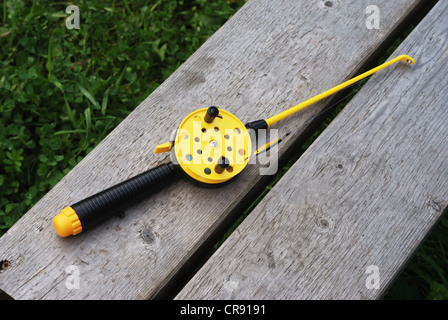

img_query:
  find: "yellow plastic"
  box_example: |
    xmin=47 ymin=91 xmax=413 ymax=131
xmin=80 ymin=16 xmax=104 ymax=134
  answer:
xmin=265 ymin=55 xmax=415 ymax=127
xmin=173 ymin=108 xmax=251 ymax=184
xmin=53 ymin=207 xmax=82 ymax=237
xmin=154 ymin=142 xmax=173 ymax=153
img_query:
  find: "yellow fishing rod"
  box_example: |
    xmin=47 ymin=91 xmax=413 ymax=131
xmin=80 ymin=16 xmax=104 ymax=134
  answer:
xmin=251 ymin=55 xmax=415 ymax=155
xmin=53 ymin=54 xmax=414 ymax=237
xmin=245 ymin=55 xmax=414 ymax=132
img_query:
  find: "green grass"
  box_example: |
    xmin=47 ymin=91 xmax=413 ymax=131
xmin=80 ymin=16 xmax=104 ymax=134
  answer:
xmin=0 ymin=0 xmax=245 ymax=234
xmin=1 ymin=0 xmax=446 ymax=300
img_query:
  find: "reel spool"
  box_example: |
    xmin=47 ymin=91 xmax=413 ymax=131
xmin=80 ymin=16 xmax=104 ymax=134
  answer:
xmin=170 ymin=107 xmax=251 ymax=184
xmin=53 ymin=54 xmax=415 ymax=237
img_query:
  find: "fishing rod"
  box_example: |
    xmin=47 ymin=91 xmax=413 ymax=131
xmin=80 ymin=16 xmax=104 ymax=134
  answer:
xmin=53 ymin=55 xmax=415 ymax=237
xmin=254 ymin=71 xmax=373 ymax=156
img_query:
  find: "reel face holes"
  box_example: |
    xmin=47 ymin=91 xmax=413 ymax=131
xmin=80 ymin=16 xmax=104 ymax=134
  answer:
xmin=174 ymin=108 xmax=252 ymax=184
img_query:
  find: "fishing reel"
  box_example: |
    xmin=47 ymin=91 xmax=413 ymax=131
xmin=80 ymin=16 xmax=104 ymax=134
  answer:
xmin=53 ymin=55 xmax=415 ymax=237
xmin=53 ymin=106 xmax=257 ymax=237
xmin=163 ymin=106 xmax=253 ymax=184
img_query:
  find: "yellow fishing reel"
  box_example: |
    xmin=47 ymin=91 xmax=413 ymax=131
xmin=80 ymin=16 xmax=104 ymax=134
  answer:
xmin=155 ymin=107 xmax=252 ymax=184
xmin=53 ymin=54 xmax=415 ymax=237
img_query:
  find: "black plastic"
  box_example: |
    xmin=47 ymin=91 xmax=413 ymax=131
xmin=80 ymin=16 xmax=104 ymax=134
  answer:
xmin=204 ymin=106 xmax=219 ymax=123
xmin=71 ymin=163 xmax=177 ymax=232
xmin=245 ymin=119 xmax=268 ymax=131
xmin=214 ymin=156 xmax=230 ymax=174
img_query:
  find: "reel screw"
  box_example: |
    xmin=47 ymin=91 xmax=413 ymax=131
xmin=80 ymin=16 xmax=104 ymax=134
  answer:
xmin=215 ymin=156 xmax=230 ymax=174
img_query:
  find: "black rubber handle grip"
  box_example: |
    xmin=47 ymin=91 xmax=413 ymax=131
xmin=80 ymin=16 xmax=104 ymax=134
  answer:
xmin=71 ymin=163 xmax=177 ymax=232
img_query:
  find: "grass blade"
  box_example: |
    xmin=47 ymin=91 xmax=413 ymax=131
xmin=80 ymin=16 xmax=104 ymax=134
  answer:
xmin=101 ymin=87 xmax=111 ymax=115
xmin=76 ymin=82 xmax=100 ymax=110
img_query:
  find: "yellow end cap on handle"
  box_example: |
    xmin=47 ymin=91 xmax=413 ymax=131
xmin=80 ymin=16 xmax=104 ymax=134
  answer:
xmin=53 ymin=207 xmax=82 ymax=237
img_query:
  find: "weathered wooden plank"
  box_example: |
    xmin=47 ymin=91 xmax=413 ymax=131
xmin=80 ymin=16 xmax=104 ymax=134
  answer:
xmin=0 ymin=0 xmax=426 ymax=299
xmin=176 ymin=0 xmax=448 ymax=300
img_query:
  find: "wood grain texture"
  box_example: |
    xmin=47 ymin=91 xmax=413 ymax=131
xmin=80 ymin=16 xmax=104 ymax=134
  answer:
xmin=0 ymin=0 xmax=424 ymax=299
xmin=176 ymin=0 xmax=448 ymax=300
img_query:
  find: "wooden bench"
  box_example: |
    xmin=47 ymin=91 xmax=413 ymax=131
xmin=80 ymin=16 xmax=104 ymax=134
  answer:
xmin=0 ymin=0 xmax=445 ymax=300
xmin=176 ymin=0 xmax=448 ymax=300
